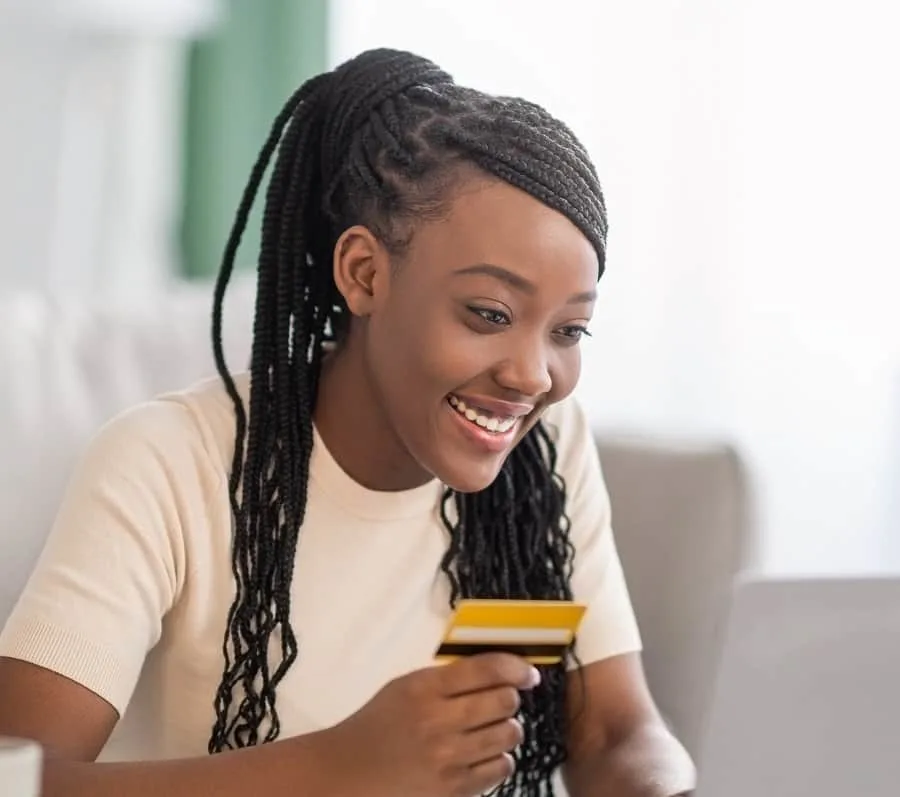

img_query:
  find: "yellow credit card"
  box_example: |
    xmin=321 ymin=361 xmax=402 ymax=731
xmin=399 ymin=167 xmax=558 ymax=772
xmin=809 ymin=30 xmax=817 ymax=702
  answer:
xmin=435 ymin=599 xmax=587 ymax=665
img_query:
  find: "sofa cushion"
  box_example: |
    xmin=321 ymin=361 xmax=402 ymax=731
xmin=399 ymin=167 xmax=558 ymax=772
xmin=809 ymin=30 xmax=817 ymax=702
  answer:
xmin=0 ymin=280 xmax=256 ymax=619
xmin=597 ymin=434 xmax=751 ymax=753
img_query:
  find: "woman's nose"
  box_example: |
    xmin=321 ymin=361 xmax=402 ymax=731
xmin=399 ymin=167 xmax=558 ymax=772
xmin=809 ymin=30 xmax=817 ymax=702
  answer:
xmin=493 ymin=346 xmax=553 ymax=398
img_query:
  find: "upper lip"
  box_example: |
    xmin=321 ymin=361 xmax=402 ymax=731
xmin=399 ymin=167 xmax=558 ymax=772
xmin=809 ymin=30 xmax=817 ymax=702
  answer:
xmin=450 ymin=393 xmax=536 ymax=419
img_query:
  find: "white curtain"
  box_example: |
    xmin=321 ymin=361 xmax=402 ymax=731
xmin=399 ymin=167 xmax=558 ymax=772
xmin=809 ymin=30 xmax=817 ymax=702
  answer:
xmin=330 ymin=0 xmax=900 ymax=574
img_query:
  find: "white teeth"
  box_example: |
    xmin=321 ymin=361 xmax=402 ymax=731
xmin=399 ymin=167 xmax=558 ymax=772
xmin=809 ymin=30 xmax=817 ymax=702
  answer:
xmin=448 ymin=395 xmax=517 ymax=434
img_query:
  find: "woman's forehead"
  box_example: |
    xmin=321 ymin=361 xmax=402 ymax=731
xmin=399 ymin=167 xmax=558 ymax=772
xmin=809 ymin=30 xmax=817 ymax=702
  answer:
xmin=404 ymin=179 xmax=598 ymax=291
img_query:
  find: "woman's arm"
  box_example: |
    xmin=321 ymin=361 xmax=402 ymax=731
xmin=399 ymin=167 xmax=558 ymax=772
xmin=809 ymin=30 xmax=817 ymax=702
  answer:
xmin=0 ymin=658 xmax=345 ymax=797
xmin=562 ymin=654 xmax=696 ymax=797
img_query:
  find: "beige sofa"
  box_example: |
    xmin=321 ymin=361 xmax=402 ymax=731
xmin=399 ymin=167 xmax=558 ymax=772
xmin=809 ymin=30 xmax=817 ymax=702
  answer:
xmin=0 ymin=280 xmax=752 ymax=758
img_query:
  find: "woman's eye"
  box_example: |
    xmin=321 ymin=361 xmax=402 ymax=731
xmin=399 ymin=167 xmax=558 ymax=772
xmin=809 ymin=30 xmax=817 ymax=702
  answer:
xmin=557 ymin=325 xmax=592 ymax=342
xmin=470 ymin=307 xmax=511 ymax=326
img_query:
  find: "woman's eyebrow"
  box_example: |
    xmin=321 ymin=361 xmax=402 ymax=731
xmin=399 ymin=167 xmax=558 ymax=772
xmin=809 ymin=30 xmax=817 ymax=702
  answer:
xmin=454 ymin=262 xmax=596 ymax=304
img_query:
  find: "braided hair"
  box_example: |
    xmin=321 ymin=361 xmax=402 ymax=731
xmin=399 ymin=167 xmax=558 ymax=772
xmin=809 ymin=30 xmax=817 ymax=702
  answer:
xmin=210 ymin=48 xmax=608 ymax=795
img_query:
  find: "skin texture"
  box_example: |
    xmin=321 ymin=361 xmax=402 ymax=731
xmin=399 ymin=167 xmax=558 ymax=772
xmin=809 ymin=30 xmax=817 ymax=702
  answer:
xmin=0 ymin=173 xmax=694 ymax=796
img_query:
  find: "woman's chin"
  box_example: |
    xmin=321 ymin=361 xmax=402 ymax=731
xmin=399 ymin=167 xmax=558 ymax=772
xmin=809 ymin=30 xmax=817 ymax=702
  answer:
xmin=434 ymin=457 xmax=507 ymax=495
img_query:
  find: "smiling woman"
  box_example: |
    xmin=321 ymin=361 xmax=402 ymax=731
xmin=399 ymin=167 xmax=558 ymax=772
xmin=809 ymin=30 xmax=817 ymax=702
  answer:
xmin=0 ymin=48 xmax=694 ymax=797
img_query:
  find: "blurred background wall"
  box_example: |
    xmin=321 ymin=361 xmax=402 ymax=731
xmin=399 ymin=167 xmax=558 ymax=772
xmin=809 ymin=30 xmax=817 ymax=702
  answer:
xmin=0 ymin=0 xmax=898 ymax=575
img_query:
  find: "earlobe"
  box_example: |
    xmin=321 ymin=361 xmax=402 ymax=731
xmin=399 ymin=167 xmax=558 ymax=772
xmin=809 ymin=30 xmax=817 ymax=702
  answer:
xmin=332 ymin=225 xmax=389 ymax=317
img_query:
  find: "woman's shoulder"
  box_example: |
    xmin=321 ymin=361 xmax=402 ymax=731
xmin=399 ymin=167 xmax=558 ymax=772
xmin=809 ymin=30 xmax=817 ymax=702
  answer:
xmin=86 ymin=373 xmax=248 ymax=482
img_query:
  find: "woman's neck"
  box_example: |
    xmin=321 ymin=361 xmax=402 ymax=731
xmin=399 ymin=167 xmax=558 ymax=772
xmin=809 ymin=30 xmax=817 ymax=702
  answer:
xmin=313 ymin=342 xmax=435 ymax=492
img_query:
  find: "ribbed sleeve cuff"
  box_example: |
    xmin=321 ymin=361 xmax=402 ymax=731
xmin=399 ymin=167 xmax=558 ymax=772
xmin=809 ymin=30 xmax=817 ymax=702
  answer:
xmin=0 ymin=615 xmax=137 ymax=716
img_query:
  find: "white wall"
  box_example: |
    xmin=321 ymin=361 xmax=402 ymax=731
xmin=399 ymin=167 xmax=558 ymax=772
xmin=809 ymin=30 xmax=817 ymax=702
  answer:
xmin=330 ymin=0 xmax=900 ymax=574
xmin=0 ymin=18 xmax=69 ymax=290
xmin=727 ymin=1 xmax=900 ymax=573
xmin=0 ymin=0 xmax=219 ymax=296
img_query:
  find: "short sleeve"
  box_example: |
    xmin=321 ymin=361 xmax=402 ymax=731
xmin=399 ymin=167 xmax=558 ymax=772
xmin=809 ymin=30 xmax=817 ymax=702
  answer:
xmin=543 ymin=396 xmax=642 ymax=667
xmin=0 ymin=399 xmax=209 ymax=716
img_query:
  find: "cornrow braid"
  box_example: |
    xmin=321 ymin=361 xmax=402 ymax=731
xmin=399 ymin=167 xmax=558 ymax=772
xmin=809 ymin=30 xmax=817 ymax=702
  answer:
xmin=211 ymin=48 xmax=608 ymax=795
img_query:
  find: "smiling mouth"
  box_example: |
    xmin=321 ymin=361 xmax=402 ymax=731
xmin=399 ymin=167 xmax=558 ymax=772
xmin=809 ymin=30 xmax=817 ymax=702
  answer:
xmin=447 ymin=394 xmax=519 ymax=434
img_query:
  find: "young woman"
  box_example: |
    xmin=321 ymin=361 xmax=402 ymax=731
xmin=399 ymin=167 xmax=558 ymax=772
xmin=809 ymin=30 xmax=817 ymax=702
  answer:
xmin=0 ymin=49 xmax=695 ymax=796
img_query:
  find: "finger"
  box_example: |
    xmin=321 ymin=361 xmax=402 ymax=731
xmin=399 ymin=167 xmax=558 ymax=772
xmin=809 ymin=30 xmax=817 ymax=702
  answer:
xmin=448 ymin=685 xmax=522 ymax=732
xmin=464 ymin=752 xmax=516 ymax=795
xmin=438 ymin=653 xmax=540 ymax=697
xmin=461 ymin=718 xmax=524 ymax=766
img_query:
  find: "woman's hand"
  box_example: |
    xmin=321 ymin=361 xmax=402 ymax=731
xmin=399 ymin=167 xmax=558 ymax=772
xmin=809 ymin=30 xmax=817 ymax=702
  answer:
xmin=325 ymin=652 xmax=540 ymax=797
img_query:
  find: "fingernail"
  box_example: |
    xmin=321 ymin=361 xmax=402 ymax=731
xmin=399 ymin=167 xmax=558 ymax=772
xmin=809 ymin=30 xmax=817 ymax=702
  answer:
xmin=529 ymin=666 xmax=541 ymax=687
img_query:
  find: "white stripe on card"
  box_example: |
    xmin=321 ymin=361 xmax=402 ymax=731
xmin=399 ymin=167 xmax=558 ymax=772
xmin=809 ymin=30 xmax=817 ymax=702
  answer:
xmin=446 ymin=626 xmax=572 ymax=644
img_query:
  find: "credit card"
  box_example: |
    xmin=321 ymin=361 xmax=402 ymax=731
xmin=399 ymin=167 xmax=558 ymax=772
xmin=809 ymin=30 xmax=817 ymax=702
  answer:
xmin=435 ymin=599 xmax=586 ymax=665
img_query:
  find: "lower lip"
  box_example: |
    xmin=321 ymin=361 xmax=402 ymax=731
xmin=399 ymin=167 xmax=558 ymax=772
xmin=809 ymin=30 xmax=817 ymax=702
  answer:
xmin=445 ymin=398 xmax=520 ymax=453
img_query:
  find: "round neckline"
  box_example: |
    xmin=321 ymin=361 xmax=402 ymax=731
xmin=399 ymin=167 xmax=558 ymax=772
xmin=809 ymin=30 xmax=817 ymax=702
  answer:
xmin=230 ymin=371 xmax=441 ymax=521
xmin=309 ymin=424 xmax=443 ymax=521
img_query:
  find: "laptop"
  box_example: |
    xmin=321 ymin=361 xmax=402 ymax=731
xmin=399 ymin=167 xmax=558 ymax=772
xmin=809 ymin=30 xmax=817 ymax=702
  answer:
xmin=694 ymin=575 xmax=900 ymax=797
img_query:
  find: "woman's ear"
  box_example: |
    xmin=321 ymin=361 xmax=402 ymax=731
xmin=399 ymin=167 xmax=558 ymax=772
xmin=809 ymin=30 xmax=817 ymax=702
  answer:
xmin=332 ymin=225 xmax=392 ymax=317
